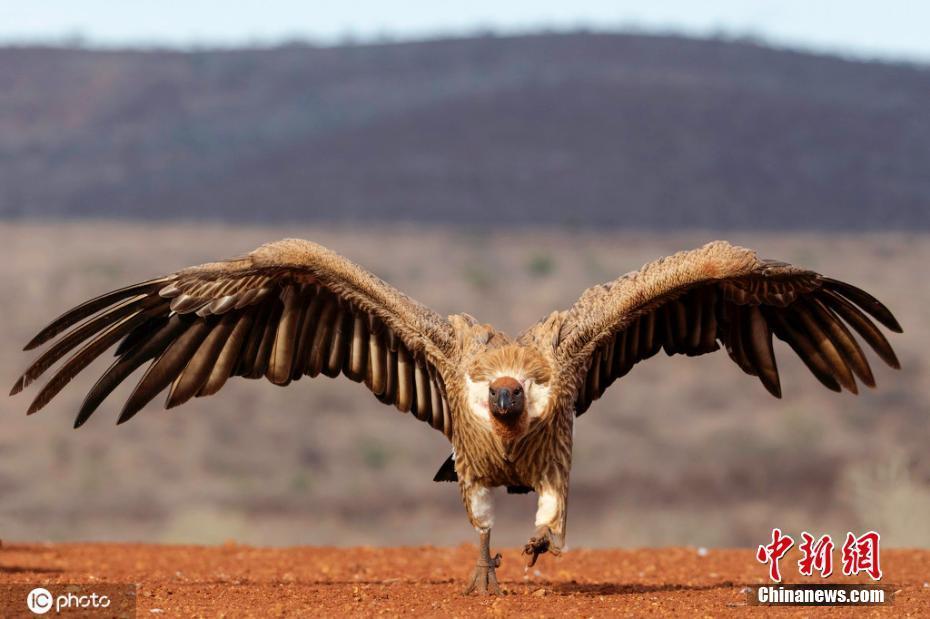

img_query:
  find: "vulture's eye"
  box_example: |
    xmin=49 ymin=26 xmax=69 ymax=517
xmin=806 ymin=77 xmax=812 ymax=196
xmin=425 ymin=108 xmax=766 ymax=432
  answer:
xmin=513 ymin=387 xmax=522 ymax=396
xmin=489 ymin=388 xmax=497 ymax=396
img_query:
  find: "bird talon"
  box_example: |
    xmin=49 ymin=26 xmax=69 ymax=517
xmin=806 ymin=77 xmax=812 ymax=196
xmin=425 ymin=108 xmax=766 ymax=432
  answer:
xmin=523 ymin=528 xmax=561 ymax=567
xmin=464 ymin=532 xmax=503 ymax=595
xmin=475 ymin=552 xmax=501 ymax=569
xmin=463 ymin=559 xmax=502 ymax=595
xmin=523 ymin=538 xmax=548 ymax=567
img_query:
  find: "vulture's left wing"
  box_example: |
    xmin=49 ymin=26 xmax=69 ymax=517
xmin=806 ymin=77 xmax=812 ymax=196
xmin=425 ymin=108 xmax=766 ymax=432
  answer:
xmin=11 ymin=239 xmax=457 ymax=436
xmin=536 ymin=241 xmax=902 ymax=416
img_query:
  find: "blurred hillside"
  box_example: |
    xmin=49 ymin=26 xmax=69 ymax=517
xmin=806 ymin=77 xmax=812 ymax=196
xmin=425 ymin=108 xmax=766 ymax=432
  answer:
xmin=2 ymin=223 xmax=927 ymax=548
xmin=1 ymin=32 xmax=928 ymax=228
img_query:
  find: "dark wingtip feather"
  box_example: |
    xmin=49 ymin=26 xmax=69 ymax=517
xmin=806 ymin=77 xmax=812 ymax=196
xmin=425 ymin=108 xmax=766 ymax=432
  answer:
xmin=9 ymin=377 xmax=25 ymax=396
xmin=117 ymin=391 xmax=154 ymax=425
xmin=820 ymin=289 xmax=900 ymax=370
xmin=823 ymin=279 xmax=903 ymax=333
xmin=24 ymin=329 xmax=60 ymax=351
xmin=760 ymin=376 xmax=782 ymax=399
xmin=745 ymin=306 xmax=781 ymax=400
xmin=116 ymin=318 xmax=210 ymax=423
xmin=116 ymin=407 xmax=141 ymax=425
xmin=74 ymin=393 xmax=105 ymax=428
xmin=22 ymin=278 xmax=170 ymax=351
xmin=86 ymin=314 xmax=194 ymax=428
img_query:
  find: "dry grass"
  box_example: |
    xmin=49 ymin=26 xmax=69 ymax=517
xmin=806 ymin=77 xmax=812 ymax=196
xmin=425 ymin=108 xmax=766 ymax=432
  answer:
xmin=1 ymin=222 xmax=927 ymax=548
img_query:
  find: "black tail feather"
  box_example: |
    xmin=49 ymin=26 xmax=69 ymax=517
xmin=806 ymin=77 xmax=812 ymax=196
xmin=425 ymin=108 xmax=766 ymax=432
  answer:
xmin=433 ymin=454 xmax=457 ymax=482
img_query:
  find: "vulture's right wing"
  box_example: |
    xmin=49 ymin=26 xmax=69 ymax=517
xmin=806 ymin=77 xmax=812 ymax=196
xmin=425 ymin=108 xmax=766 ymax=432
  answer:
xmin=536 ymin=241 xmax=902 ymax=416
xmin=11 ymin=238 xmax=456 ymax=437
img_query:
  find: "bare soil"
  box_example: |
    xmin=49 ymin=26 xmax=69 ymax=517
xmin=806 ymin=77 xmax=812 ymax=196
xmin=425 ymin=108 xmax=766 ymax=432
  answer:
xmin=1 ymin=543 xmax=927 ymax=617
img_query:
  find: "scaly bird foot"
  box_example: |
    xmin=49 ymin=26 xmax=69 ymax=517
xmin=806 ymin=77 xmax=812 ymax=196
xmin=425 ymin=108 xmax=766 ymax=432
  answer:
xmin=462 ymin=553 xmax=502 ymax=595
xmin=523 ymin=526 xmax=562 ymax=567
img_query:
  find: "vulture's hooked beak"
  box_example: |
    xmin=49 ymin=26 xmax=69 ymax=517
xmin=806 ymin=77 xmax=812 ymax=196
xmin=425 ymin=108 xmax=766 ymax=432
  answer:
xmin=496 ymin=387 xmax=514 ymax=413
xmin=489 ymin=382 xmax=524 ymax=420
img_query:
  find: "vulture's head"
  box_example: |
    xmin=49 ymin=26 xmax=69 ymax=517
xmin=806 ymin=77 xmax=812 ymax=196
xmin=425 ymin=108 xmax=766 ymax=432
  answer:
xmin=488 ymin=376 xmax=525 ymax=421
xmin=465 ymin=344 xmax=553 ymax=441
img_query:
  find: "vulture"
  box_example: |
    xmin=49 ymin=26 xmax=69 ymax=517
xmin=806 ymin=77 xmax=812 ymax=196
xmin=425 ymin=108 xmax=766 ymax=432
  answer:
xmin=11 ymin=239 xmax=902 ymax=594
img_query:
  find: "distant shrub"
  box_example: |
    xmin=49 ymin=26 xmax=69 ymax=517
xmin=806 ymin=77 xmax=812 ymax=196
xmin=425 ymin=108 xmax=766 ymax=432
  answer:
xmin=462 ymin=262 xmax=493 ymax=291
xmin=289 ymin=471 xmax=313 ymax=493
xmin=360 ymin=438 xmax=390 ymax=470
xmin=526 ymin=252 xmax=556 ymax=278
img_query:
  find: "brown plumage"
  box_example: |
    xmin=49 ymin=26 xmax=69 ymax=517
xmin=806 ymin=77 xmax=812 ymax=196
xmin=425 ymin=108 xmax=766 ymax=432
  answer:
xmin=11 ymin=239 xmax=903 ymax=594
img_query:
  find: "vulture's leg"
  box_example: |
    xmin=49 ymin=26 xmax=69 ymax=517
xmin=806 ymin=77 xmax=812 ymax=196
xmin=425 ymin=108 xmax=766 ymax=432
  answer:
xmin=523 ymin=486 xmax=566 ymax=567
xmin=463 ymin=529 xmax=502 ymax=595
xmin=462 ymin=484 xmax=501 ymax=595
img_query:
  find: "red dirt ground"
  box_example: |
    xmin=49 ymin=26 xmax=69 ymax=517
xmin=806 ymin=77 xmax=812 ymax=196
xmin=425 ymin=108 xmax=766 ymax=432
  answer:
xmin=0 ymin=543 xmax=927 ymax=617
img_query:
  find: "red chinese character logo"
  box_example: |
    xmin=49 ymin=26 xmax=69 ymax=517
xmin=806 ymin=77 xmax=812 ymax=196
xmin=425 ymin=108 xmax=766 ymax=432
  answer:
xmin=798 ymin=532 xmax=834 ymax=577
xmin=756 ymin=528 xmax=795 ymax=582
xmin=842 ymin=531 xmax=882 ymax=580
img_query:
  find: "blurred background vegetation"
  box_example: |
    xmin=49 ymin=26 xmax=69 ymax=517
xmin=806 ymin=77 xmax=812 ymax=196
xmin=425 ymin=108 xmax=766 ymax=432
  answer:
xmin=0 ymin=25 xmax=927 ymax=548
xmin=1 ymin=224 xmax=926 ymax=548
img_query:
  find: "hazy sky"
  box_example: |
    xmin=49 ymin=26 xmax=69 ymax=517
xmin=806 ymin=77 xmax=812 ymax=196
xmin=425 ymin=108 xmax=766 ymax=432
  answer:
xmin=2 ymin=1 xmax=928 ymax=62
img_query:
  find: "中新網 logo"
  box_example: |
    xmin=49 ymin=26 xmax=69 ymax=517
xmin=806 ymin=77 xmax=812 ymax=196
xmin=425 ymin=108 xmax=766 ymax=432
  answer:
xmin=756 ymin=529 xmax=882 ymax=582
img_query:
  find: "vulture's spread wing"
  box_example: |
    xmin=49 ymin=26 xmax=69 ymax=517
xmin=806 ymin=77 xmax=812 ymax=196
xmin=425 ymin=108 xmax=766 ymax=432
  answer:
xmin=546 ymin=241 xmax=902 ymax=416
xmin=12 ymin=239 xmax=455 ymax=436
